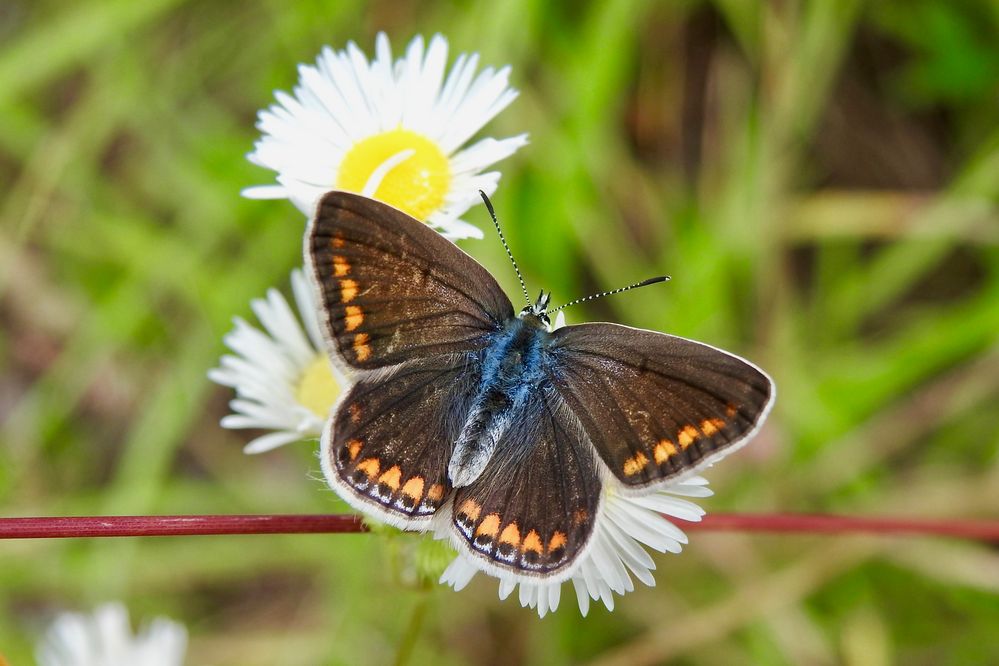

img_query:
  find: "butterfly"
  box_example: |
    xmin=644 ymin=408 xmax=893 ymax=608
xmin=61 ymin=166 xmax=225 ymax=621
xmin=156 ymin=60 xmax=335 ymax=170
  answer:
xmin=306 ymin=191 xmax=774 ymax=583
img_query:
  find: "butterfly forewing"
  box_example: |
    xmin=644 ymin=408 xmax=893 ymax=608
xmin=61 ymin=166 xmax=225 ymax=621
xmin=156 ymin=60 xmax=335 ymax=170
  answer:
xmin=324 ymin=354 xmax=482 ymax=525
xmin=450 ymin=392 xmax=601 ymax=579
xmin=307 ymin=192 xmax=514 ymax=370
xmin=550 ymin=323 xmax=774 ymax=488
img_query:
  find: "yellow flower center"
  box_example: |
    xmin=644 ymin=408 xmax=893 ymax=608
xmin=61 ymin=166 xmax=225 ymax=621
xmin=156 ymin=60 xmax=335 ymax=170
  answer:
xmin=336 ymin=128 xmax=451 ymax=221
xmin=296 ymin=355 xmax=341 ymax=419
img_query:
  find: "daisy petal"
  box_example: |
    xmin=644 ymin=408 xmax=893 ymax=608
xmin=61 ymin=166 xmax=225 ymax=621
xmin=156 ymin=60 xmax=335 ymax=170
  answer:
xmin=240 ymin=184 xmax=289 ymax=199
xmin=36 ymin=603 xmax=187 ymax=666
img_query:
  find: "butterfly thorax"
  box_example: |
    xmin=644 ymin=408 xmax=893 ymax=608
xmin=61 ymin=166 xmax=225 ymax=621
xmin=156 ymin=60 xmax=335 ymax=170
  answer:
xmin=447 ymin=316 xmax=554 ymax=488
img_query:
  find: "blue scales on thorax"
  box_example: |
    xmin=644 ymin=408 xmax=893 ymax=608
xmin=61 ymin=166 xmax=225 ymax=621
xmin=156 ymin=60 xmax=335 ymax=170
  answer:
xmin=448 ymin=312 xmax=554 ymax=488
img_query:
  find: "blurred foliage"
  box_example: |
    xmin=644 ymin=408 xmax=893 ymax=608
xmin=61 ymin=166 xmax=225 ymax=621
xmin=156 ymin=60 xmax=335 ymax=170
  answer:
xmin=1 ymin=0 xmax=998 ymax=664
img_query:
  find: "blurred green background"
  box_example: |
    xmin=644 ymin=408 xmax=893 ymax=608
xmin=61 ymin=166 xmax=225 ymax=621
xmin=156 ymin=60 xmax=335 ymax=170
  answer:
xmin=2 ymin=1 xmax=998 ymax=664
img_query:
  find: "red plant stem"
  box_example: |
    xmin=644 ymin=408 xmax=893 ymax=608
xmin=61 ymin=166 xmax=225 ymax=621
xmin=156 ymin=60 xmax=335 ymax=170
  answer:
xmin=0 ymin=513 xmax=997 ymax=541
xmin=0 ymin=514 xmax=367 ymax=539
xmin=683 ymin=513 xmax=999 ymax=541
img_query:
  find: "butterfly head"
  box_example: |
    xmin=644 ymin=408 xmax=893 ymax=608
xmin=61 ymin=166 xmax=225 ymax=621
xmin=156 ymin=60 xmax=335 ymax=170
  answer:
xmin=519 ymin=290 xmax=551 ymax=329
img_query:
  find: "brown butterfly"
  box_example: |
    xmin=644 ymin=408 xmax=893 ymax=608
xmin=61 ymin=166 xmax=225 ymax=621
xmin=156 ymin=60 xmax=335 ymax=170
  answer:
xmin=306 ymin=191 xmax=774 ymax=582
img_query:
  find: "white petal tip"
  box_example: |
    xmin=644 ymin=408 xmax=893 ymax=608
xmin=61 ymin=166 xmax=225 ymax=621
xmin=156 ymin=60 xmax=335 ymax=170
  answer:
xmin=240 ymin=184 xmax=288 ymax=199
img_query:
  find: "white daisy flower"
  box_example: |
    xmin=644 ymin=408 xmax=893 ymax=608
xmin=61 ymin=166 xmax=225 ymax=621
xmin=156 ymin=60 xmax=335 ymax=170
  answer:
xmin=209 ymin=269 xmax=346 ymax=454
xmin=36 ymin=603 xmax=187 ymax=666
xmin=243 ymin=32 xmax=528 ymax=240
xmin=439 ymin=475 xmax=713 ymax=617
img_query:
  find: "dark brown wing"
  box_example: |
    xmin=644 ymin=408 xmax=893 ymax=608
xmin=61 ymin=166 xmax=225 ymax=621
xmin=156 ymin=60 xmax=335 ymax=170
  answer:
xmin=306 ymin=191 xmax=514 ymax=370
xmin=450 ymin=391 xmax=601 ymax=579
xmin=322 ymin=353 xmax=482 ymax=527
xmin=550 ymin=323 xmax=774 ymax=488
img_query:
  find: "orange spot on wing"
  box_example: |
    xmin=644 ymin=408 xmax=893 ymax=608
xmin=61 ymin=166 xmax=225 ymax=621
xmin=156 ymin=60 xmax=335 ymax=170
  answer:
xmin=548 ymin=531 xmax=567 ymax=553
xmin=332 ymin=255 xmax=350 ymax=277
xmin=726 ymin=403 xmax=738 ymax=418
xmin=476 ymin=513 xmax=501 ymax=538
xmin=344 ymin=305 xmax=364 ymax=331
xmin=348 ymin=403 xmax=362 ymax=424
xmin=353 ymin=333 xmax=371 ymax=361
xmin=332 ymin=235 xmax=346 ymax=248
xmin=427 ymin=484 xmax=445 ymax=502
xmin=678 ymin=425 xmax=699 ymax=449
xmin=499 ymin=523 xmax=521 ymax=546
xmin=340 ymin=279 xmax=359 ymax=303
xmin=654 ymin=439 xmax=677 ymax=463
xmin=355 ymin=458 xmax=380 ymax=479
xmin=522 ymin=530 xmax=543 ymax=554
xmin=572 ymin=509 xmax=590 ymax=526
xmin=458 ymin=499 xmax=481 ymax=522
xmin=401 ymin=476 xmax=425 ymax=502
xmin=623 ymin=451 xmax=649 ymax=476
xmin=347 ymin=439 xmax=362 ymax=461
xmin=700 ymin=417 xmax=726 ymax=436
xmin=378 ymin=465 xmax=402 ymax=491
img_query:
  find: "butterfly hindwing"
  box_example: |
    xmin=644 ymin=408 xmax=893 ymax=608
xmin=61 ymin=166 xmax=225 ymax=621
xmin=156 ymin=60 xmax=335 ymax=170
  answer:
xmin=450 ymin=391 xmax=601 ymax=579
xmin=323 ymin=354 xmax=482 ymax=526
xmin=550 ymin=323 xmax=774 ymax=488
xmin=307 ymin=191 xmax=515 ymax=370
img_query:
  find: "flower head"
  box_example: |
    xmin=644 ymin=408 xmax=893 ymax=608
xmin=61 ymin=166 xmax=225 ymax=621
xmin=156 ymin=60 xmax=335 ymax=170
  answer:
xmin=36 ymin=603 xmax=187 ymax=666
xmin=209 ymin=269 xmax=345 ymax=453
xmin=243 ymin=33 xmax=527 ymax=240
xmin=439 ymin=476 xmax=712 ymax=617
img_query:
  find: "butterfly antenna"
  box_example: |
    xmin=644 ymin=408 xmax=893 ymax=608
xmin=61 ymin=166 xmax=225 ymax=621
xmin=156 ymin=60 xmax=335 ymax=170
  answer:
xmin=479 ymin=190 xmax=531 ymax=307
xmin=547 ymin=276 xmax=671 ymax=313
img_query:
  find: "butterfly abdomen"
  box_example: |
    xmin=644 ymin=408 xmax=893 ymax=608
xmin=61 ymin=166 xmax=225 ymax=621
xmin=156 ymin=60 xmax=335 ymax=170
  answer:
xmin=448 ymin=318 xmax=553 ymax=488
